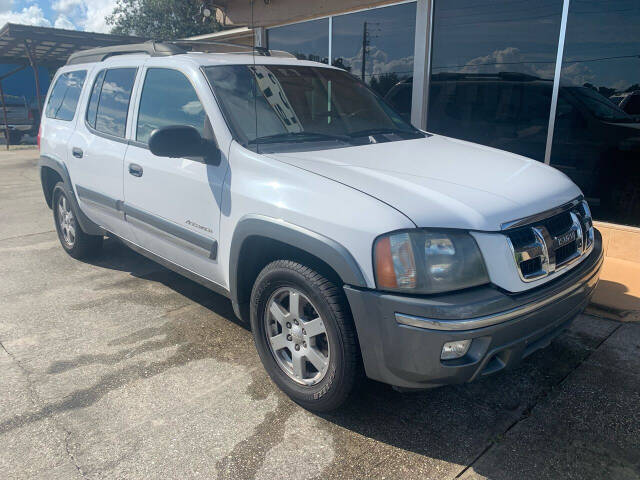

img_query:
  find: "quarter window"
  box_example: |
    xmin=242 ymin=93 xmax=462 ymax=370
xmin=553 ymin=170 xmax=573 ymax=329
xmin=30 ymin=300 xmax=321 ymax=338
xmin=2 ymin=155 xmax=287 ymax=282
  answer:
xmin=136 ymin=68 xmax=206 ymax=144
xmin=85 ymin=69 xmax=105 ymax=129
xmin=45 ymin=70 xmax=87 ymax=121
xmin=86 ymin=68 xmax=137 ymax=138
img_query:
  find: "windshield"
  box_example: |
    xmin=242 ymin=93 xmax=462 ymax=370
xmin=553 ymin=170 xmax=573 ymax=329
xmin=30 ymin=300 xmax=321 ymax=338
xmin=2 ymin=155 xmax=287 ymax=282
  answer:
xmin=203 ymin=64 xmax=422 ymax=151
xmin=570 ymin=87 xmax=634 ymax=122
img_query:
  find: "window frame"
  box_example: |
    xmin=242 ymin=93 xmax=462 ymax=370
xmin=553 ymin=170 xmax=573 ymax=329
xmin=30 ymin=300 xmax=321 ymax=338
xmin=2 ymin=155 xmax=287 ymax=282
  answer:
xmin=132 ymin=66 xmax=209 ymax=147
xmin=44 ymin=69 xmax=87 ymax=122
xmin=83 ymin=66 xmax=139 ymax=144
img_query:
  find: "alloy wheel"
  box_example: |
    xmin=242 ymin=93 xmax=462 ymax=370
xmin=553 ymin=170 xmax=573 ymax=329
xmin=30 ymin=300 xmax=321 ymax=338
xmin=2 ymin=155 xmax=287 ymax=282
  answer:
xmin=264 ymin=287 xmax=330 ymax=386
xmin=57 ymin=194 xmax=76 ymax=247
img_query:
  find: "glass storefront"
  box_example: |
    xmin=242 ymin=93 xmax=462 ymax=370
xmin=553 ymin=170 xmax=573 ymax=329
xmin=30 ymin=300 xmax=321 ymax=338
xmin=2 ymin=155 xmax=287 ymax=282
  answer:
xmin=267 ymin=18 xmax=329 ymax=64
xmin=265 ymin=0 xmax=640 ymax=226
xmin=266 ymin=2 xmax=417 ymax=120
xmin=426 ymin=0 xmax=564 ymax=162
xmin=331 ymin=2 xmax=417 ymax=111
xmin=550 ymin=0 xmax=640 ymax=226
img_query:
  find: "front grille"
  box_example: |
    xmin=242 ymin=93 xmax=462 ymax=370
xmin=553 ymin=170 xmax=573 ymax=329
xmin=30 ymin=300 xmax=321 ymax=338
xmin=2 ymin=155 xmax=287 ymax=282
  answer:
xmin=506 ymin=199 xmax=594 ymax=282
xmin=508 ymin=228 xmax=536 ymax=248
xmin=545 ymin=211 xmax=572 ymax=236
xmin=555 ymin=240 xmax=577 ymax=265
xmin=520 ymin=257 xmax=542 ymax=277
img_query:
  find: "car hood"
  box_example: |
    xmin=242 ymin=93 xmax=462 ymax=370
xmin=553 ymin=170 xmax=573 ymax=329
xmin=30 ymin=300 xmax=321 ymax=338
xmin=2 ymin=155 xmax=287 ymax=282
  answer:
xmin=266 ymin=135 xmax=582 ymax=231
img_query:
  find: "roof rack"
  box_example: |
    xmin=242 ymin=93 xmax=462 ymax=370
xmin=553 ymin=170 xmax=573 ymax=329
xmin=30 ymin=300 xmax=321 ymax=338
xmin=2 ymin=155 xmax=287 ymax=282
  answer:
xmin=66 ymin=41 xmax=186 ymax=65
xmin=66 ymin=40 xmax=296 ymax=65
xmin=171 ymin=39 xmax=296 ymax=58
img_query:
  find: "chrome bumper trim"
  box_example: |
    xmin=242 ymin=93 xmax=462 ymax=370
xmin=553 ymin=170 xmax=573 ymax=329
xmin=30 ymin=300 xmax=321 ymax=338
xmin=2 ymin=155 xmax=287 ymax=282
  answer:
xmin=395 ymin=251 xmax=603 ymax=331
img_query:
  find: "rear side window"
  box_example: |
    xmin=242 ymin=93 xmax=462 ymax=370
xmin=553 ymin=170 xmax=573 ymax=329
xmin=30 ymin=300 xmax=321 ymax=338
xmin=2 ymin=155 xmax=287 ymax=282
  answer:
xmin=45 ymin=70 xmax=87 ymax=121
xmin=136 ymin=68 xmax=205 ymax=144
xmin=85 ymin=68 xmax=137 ymax=138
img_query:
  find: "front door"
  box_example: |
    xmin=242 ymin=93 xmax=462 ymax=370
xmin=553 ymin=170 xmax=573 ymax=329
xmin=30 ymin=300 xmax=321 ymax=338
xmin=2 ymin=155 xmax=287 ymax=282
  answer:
xmin=123 ymin=67 xmax=227 ymax=285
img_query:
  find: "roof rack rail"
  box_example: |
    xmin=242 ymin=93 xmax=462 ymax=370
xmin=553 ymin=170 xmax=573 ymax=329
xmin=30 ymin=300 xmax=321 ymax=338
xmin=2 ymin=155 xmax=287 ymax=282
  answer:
xmin=170 ymin=39 xmax=296 ymax=58
xmin=66 ymin=39 xmax=297 ymax=66
xmin=66 ymin=41 xmax=186 ymax=65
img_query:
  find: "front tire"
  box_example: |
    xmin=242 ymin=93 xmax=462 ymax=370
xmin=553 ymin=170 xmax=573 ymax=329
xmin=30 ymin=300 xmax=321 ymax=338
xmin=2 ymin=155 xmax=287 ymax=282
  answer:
xmin=250 ymin=260 xmax=361 ymax=411
xmin=52 ymin=182 xmax=102 ymax=259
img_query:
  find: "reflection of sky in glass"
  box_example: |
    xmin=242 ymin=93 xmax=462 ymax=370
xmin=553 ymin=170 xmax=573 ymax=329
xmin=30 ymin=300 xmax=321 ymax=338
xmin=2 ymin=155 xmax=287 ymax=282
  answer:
xmin=431 ymin=0 xmax=563 ymax=80
xmin=95 ymin=68 xmax=136 ymax=138
xmin=136 ymin=69 xmax=205 ymax=144
xmin=331 ymin=2 xmax=416 ymax=85
xmin=561 ymin=0 xmax=639 ymax=92
xmin=268 ymin=18 xmax=329 ymax=64
xmin=45 ymin=71 xmax=86 ymax=121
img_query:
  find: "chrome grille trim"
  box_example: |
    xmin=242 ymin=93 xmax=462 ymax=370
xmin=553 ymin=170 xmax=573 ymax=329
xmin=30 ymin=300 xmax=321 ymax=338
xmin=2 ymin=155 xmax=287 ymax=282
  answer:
xmin=501 ymin=196 xmax=583 ymax=230
xmin=506 ymin=200 xmax=594 ymax=283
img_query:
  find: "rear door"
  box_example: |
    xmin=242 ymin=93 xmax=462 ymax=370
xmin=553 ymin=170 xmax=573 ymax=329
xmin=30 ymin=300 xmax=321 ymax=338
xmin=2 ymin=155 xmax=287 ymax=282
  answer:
xmin=40 ymin=69 xmax=88 ymax=171
xmin=123 ymin=66 xmax=227 ymax=284
xmin=66 ymin=64 xmax=139 ymax=239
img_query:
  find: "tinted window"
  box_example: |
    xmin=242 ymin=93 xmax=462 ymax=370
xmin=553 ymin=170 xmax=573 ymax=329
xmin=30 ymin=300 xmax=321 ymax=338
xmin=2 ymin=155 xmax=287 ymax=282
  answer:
xmin=136 ymin=68 xmax=205 ymax=144
xmin=427 ymin=0 xmax=563 ymax=161
xmin=268 ymin=18 xmax=329 ymax=63
xmin=550 ymin=0 xmax=640 ymax=226
xmin=332 ymin=2 xmax=416 ymax=105
xmin=85 ymin=69 xmax=105 ymax=129
xmin=45 ymin=70 xmax=86 ymax=121
xmin=93 ymin=68 xmax=136 ymax=138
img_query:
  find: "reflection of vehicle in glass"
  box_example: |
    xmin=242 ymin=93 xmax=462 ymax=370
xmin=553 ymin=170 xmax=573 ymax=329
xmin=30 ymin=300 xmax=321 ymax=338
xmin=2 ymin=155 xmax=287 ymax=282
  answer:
xmin=385 ymin=74 xmax=640 ymax=224
xmin=39 ymin=44 xmax=602 ymax=411
xmin=0 ymin=94 xmax=39 ymax=143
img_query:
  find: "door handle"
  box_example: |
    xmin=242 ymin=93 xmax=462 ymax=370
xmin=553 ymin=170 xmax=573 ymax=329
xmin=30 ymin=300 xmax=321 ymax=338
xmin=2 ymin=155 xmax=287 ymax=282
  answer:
xmin=72 ymin=147 xmax=83 ymax=158
xmin=128 ymin=163 xmax=143 ymax=177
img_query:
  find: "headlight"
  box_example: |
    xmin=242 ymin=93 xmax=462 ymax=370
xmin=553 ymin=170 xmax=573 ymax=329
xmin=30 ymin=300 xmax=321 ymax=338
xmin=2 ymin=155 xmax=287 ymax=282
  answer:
xmin=373 ymin=230 xmax=489 ymax=294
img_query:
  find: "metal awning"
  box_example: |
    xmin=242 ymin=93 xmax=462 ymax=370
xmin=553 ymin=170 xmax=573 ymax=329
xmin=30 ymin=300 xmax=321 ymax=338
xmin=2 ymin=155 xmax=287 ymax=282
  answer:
xmin=0 ymin=23 xmax=144 ymax=66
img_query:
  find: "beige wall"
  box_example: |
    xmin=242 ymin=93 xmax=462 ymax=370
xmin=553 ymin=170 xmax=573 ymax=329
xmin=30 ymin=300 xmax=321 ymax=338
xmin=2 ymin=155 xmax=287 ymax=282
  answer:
xmin=590 ymin=222 xmax=640 ymax=318
xmin=220 ymin=0 xmax=402 ymax=28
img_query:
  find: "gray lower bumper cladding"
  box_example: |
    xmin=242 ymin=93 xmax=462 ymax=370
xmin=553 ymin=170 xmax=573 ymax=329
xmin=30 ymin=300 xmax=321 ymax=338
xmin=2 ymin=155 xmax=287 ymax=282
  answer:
xmin=345 ymin=230 xmax=604 ymax=389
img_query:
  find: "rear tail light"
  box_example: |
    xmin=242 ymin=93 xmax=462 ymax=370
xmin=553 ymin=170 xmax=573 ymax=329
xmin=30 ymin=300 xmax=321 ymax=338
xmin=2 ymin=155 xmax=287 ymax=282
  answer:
xmin=37 ymin=124 xmax=41 ymax=150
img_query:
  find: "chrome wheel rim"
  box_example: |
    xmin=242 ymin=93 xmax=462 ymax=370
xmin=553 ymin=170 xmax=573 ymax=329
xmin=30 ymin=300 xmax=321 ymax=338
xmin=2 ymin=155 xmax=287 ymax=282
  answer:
xmin=264 ymin=287 xmax=330 ymax=386
xmin=57 ymin=194 xmax=75 ymax=247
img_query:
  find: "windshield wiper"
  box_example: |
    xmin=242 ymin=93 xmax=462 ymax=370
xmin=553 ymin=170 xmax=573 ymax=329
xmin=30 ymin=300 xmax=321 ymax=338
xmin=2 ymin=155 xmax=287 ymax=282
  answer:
xmin=248 ymin=131 xmax=353 ymax=145
xmin=347 ymin=127 xmax=421 ymax=138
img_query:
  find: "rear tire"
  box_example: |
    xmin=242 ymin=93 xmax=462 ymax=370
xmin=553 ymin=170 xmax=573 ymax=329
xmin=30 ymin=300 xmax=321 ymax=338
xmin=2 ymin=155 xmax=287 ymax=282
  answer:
xmin=8 ymin=131 xmax=23 ymax=144
xmin=52 ymin=182 xmax=102 ymax=259
xmin=250 ymin=260 xmax=361 ymax=411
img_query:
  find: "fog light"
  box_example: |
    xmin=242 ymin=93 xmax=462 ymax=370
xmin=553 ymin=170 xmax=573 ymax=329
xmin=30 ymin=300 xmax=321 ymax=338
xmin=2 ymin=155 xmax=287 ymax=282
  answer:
xmin=441 ymin=340 xmax=471 ymax=360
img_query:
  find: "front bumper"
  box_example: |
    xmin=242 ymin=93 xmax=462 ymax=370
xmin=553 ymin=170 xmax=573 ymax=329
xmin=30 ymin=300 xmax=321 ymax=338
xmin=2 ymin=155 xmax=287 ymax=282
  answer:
xmin=344 ymin=229 xmax=604 ymax=389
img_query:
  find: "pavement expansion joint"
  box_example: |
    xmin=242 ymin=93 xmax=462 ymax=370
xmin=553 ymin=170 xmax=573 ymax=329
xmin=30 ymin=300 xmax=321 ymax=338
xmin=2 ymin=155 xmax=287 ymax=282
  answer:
xmin=454 ymin=322 xmax=623 ymax=479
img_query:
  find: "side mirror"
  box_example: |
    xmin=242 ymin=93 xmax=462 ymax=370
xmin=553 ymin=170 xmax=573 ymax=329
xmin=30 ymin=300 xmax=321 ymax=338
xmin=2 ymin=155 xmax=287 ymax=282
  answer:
xmin=148 ymin=125 xmax=220 ymax=165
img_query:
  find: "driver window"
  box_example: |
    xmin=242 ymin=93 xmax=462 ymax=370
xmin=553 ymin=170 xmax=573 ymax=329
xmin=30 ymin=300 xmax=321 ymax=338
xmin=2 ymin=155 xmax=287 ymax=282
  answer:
xmin=136 ymin=68 xmax=206 ymax=144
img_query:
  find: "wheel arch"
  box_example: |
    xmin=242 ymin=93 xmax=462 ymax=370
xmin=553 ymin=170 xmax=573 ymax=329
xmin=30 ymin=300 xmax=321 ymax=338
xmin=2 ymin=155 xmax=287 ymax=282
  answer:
xmin=229 ymin=215 xmax=367 ymax=323
xmin=38 ymin=155 xmax=104 ymax=236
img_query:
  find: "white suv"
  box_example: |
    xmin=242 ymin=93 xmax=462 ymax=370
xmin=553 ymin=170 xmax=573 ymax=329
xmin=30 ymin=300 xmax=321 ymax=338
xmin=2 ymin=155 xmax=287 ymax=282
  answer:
xmin=38 ymin=42 xmax=603 ymax=411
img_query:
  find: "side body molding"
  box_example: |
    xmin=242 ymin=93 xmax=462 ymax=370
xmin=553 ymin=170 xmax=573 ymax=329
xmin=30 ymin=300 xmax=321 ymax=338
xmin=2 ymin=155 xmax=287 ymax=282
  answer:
xmin=38 ymin=155 xmax=104 ymax=236
xmin=229 ymin=214 xmax=368 ymax=320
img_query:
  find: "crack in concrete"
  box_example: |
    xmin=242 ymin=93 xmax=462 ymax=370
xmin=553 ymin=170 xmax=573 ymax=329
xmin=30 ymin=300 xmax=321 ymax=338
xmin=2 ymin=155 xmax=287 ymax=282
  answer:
xmin=454 ymin=322 xmax=624 ymax=479
xmin=0 ymin=229 xmax=56 ymax=242
xmin=0 ymin=337 xmax=86 ymax=479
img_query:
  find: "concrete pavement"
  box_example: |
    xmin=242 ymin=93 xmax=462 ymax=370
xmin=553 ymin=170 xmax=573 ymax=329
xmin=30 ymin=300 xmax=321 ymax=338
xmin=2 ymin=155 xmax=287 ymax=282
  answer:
xmin=1 ymin=148 xmax=638 ymax=479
